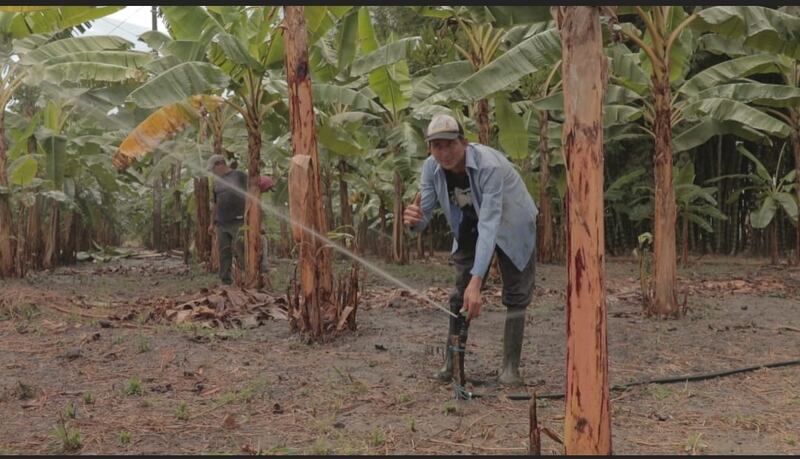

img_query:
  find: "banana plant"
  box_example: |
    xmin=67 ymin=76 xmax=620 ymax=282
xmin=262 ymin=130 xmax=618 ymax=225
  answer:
xmin=330 ymin=6 xmax=427 ymax=264
xmin=712 ymin=143 xmax=797 ymax=265
xmin=604 ymin=167 xmax=650 ymax=255
xmin=610 ymin=5 xmax=800 ymax=316
xmin=692 ymin=6 xmax=800 ymax=264
xmin=1 ymin=30 xmax=152 ymax=275
xmin=673 ymin=161 xmax=727 ymax=265
xmin=0 ymin=6 xmax=123 ymax=276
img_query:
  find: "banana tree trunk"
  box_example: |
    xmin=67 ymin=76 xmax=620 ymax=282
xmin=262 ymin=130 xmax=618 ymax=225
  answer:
xmin=681 ymin=212 xmax=689 ymax=267
xmin=537 ymin=110 xmax=555 ymax=263
xmin=392 ymin=170 xmax=406 ymax=264
xmin=285 ymin=5 xmax=334 ymax=339
xmin=557 ymin=5 xmax=612 ymax=455
xmin=338 ymin=160 xmax=353 ymax=244
xmin=790 ymin=110 xmax=800 ymax=265
xmin=194 ymin=177 xmax=211 ymax=264
xmin=153 ymin=153 xmax=163 ymax=252
xmin=379 ymin=200 xmax=388 ymax=259
xmin=61 ymin=210 xmax=77 ymax=265
xmin=207 ymin=116 xmax=224 ymax=272
xmin=42 ymin=202 xmax=59 ymax=269
xmin=771 ymin=219 xmax=779 ymax=265
xmin=323 ymin=169 xmax=335 ymax=237
xmin=475 ymin=98 xmax=491 ymax=145
xmin=14 ymin=205 xmax=26 ymax=277
xmin=275 ymin=219 xmax=286 ymax=257
xmin=171 ymin=163 xmax=182 ymax=250
xmin=651 ymin=69 xmax=679 ymax=316
xmin=0 ymin=114 xmax=15 ymax=277
xmin=25 ymin=196 xmax=42 ymax=270
xmin=355 ymin=216 xmax=368 ymax=255
xmin=243 ymin=124 xmax=263 ymax=289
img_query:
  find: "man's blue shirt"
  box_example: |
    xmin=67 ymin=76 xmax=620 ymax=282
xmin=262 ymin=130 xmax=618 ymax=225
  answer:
xmin=412 ymin=143 xmax=539 ymax=278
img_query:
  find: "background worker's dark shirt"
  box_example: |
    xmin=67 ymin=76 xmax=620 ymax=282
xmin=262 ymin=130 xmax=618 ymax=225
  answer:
xmin=213 ymin=169 xmax=247 ymax=224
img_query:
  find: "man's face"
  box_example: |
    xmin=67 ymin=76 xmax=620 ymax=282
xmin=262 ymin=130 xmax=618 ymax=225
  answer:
xmin=211 ymin=160 xmax=226 ymax=176
xmin=429 ymin=137 xmax=467 ymax=172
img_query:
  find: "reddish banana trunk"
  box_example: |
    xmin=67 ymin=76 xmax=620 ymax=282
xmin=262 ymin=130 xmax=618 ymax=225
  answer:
xmin=153 ymin=157 xmax=163 ymax=252
xmin=681 ymin=213 xmax=689 ymax=267
xmin=14 ymin=206 xmax=26 ymax=277
xmin=651 ymin=67 xmax=679 ymax=316
xmin=0 ymin=113 xmax=14 ymax=277
xmin=42 ymin=202 xmax=59 ymax=269
xmin=61 ymin=211 xmax=77 ymax=265
xmin=392 ymin=170 xmax=406 ymax=264
xmin=25 ymin=196 xmax=42 ymax=270
xmin=171 ymin=163 xmax=182 ymax=250
xmin=537 ymin=110 xmax=555 ymax=263
xmin=771 ymin=220 xmax=779 ymax=265
xmin=557 ymin=5 xmax=612 ymax=454
xmin=194 ymin=177 xmax=211 ymax=264
xmin=285 ymin=5 xmax=334 ymax=338
xmin=243 ymin=125 xmax=263 ymax=288
xmin=379 ymin=200 xmax=388 ymax=259
xmin=790 ymin=110 xmax=800 ymax=265
xmin=338 ymin=160 xmax=353 ymax=243
xmin=475 ymin=98 xmax=491 ymax=145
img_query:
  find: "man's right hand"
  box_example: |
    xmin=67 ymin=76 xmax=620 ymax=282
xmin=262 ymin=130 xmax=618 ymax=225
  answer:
xmin=403 ymin=192 xmax=422 ymax=227
xmin=208 ymin=224 xmax=215 ymax=234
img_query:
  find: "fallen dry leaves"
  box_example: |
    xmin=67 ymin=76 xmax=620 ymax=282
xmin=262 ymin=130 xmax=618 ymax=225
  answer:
xmin=146 ymin=286 xmax=289 ymax=329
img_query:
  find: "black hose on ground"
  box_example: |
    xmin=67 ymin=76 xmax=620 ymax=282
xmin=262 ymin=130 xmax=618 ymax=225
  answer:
xmin=465 ymin=358 xmax=800 ymax=401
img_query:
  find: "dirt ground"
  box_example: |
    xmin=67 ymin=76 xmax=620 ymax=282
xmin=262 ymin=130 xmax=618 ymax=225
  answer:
xmin=1 ymin=251 xmax=799 ymax=455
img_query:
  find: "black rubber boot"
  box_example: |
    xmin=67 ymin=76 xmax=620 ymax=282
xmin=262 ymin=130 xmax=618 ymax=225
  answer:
xmin=433 ymin=317 xmax=455 ymax=381
xmin=498 ymin=306 xmax=526 ymax=386
xmin=434 ymin=298 xmax=466 ymax=382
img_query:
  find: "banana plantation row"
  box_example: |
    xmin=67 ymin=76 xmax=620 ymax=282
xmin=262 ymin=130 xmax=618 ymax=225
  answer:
xmin=0 ymin=6 xmax=798 ymax=321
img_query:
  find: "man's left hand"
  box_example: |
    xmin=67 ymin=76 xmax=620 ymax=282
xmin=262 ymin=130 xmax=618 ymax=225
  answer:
xmin=462 ymin=276 xmax=483 ymax=322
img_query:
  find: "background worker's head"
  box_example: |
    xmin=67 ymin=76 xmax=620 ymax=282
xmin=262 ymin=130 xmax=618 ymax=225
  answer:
xmin=425 ymin=114 xmax=468 ymax=172
xmin=207 ymin=154 xmax=229 ymax=177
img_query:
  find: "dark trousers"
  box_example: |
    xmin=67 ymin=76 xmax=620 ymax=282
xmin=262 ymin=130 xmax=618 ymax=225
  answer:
xmin=217 ymin=221 xmax=244 ymax=284
xmin=448 ymin=244 xmax=536 ymax=315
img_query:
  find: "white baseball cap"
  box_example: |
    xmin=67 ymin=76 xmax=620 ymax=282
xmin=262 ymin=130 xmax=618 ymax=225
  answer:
xmin=207 ymin=154 xmax=226 ymax=171
xmin=425 ymin=114 xmax=464 ymax=142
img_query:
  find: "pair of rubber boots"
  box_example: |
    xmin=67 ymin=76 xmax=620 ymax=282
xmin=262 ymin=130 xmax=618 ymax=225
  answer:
xmin=434 ymin=304 xmax=526 ymax=386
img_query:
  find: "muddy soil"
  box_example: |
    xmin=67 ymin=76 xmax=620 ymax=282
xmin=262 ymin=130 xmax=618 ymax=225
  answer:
xmin=1 ymin=252 xmax=798 ymax=454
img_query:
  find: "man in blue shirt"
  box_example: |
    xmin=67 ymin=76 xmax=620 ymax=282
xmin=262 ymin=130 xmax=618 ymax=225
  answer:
xmin=404 ymin=114 xmax=538 ymax=386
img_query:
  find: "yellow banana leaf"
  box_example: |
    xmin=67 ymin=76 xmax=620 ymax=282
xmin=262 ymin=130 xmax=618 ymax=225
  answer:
xmin=0 ymin=7 xmax=51 ymax=12
xmin=112 ymin=95 xmax=224 ymax=170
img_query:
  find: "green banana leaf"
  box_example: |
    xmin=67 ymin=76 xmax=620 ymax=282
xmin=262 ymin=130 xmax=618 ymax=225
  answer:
xmin=750 ymin=196 xmax=776 ymax=228
xmin=681 ymin=98 xmax=789 ymax=138
xmin=42 ymin=62 xmax=142 ymax=84
xmin=8 ymin=156 xmax=38 ymax=186
xmin=452 ymin=28 xmax=561 ymax=101
xmin=312 ymin=83 xmax=385 ymax=113
xmin=694 ymin=6 xmax=800 ymax=59
xmin=351 ymin=37 xmax=421 ymax=76
xmin=495 ymin=92 xmax=528 ymax=160
xmin=693 ymin=83 xmax=800 ymax=109
xmin=336 ymin=9 xmax=359 ymax=72
xmin=21 ymin=35 xmax=131 ymax=64
xmin=678 ymin=53 xmax=783 ymax=96
xmin=127 ymin=62 xmax=229 ymax=109
xmin=673 ymin=119 xmax=767 ymax=152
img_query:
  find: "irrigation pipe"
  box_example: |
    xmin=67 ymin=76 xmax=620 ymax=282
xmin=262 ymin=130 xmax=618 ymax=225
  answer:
xmin=461 ymin=358 xmax=800 ymax=401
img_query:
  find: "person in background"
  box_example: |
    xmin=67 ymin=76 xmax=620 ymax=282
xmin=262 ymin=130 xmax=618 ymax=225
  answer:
xmin=208 ymin=154 xmax=247 ymax=285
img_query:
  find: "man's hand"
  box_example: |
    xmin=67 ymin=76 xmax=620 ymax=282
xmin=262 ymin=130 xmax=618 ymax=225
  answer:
xmin=208 ymin=224 xmax=215 ymax=234
xmin=403 ymin=192 xmax=422 ymax=227
xmin=462 ymin=275 xmax=483 ymax=322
